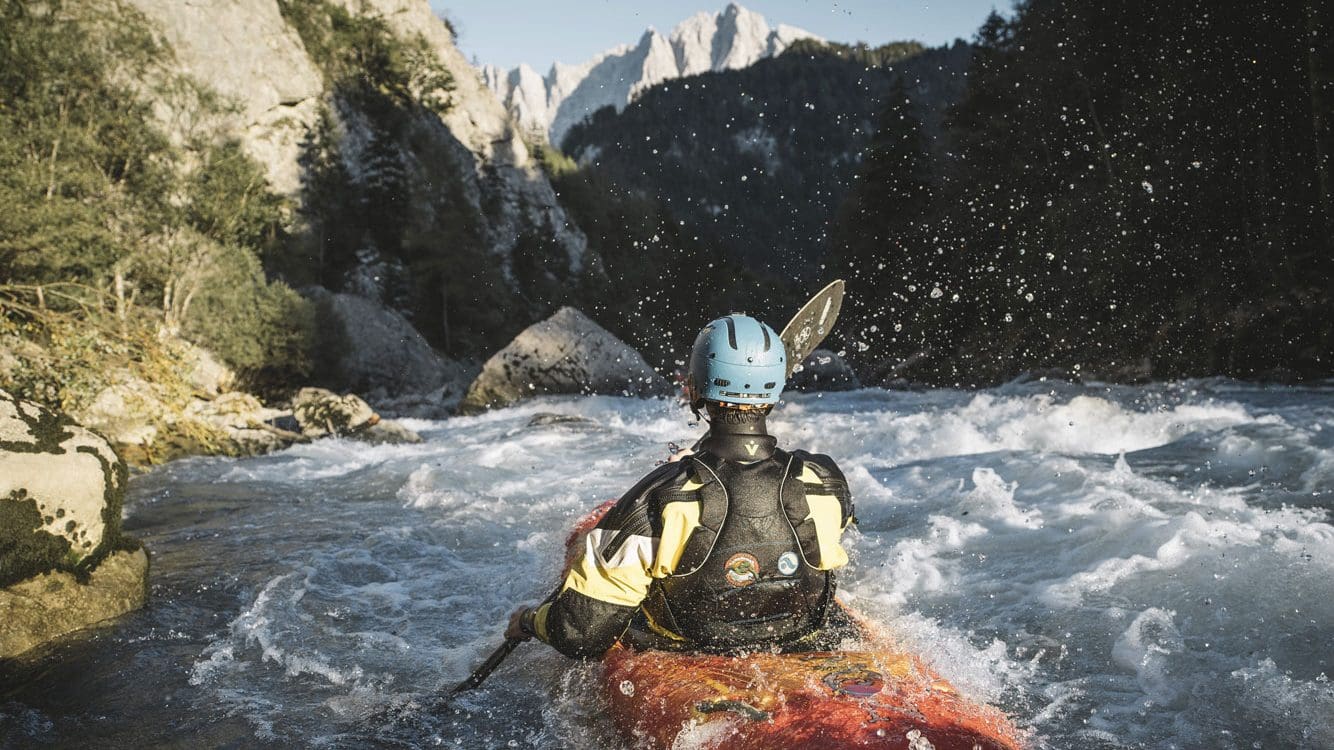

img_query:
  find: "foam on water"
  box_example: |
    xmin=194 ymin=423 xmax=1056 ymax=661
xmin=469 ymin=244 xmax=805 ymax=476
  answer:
xmin=2 ymin=381 xmax=1331 ymax=748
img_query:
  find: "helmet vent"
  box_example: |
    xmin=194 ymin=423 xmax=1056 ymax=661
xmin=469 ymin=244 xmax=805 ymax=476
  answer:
xmin=713 ymin=378 xmax=731 ymax=387
xmin=764 ymin=382 xmax=777 ymax=389
xmin=724 ymin=317 xmax=738 ymax=349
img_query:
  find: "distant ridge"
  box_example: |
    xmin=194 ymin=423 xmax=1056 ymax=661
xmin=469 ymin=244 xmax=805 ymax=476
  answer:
xmin=482 ymin=3 xmax=821 ymax=146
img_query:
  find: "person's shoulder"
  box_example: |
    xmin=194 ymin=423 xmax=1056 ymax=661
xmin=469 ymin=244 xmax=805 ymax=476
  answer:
xmin=618 ymin=460 xmax=694 ymax=506
xmin=786 ymin=449 xmax=846 ymax=480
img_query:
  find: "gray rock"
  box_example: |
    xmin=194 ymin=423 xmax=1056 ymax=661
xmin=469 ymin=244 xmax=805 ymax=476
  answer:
xmin=460 ymin=307 xmax=669 ymax=413
xmin=314 ymin=291 xmax=461 ymax=397
xmin=370 ymin=378 xmax=475 ymax=420
xmin=789 ymin=348 xmax=861 ymax=392
xmin=527 ymin=412 xmax=597 ymax=428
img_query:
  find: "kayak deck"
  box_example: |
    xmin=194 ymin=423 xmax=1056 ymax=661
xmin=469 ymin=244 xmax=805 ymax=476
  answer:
xmin=564 ymin=501 xmax=1023 ymax=748
xmin=602 ymin=643 xmax=1023 ymax=749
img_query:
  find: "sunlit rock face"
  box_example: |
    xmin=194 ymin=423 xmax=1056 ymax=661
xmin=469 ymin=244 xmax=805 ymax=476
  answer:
xmin=460 ymin=307 xmax=671 ymax=414
xmin=0 ymin=390 xmax=147 ymax=659
xmin=127 ymin=0 xmax=587 ymax=274
xmin=483 ymin=3 xmax=822 ymax=146
xmin=123 ymin=0 xmax=324 ymax=196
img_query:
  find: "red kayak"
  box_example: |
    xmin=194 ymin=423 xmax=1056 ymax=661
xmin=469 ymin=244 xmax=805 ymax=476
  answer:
xmin=564 ymin=503 xmax=1025 ymax=749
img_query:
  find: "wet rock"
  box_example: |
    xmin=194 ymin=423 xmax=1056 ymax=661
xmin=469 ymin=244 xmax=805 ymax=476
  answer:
xmin=527 ymin=412 xmax=598 ymax=428
xmin=292 ymin=387 xmax=420 ymax=443
xmin=0 ymin=548 xmax=149 ymax=659
xmin=360 ymin=419 xmax=423 ymax=445
xmin=460 ymin=307 xmax=670 ymax=414
xmin=789 ymin=348 xmax=860 ymax=392
xmin=0 ymin=390 xmax=148 ymax=658
xmin=371 ymin=378 xmax=475 ymax=420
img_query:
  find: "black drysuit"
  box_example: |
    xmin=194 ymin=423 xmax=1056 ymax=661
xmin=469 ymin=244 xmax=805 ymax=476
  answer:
xmin=531 ymin=426 xmax=855 ymax=658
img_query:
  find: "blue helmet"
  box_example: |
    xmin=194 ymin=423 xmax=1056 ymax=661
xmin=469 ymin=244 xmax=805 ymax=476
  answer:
xmin=688 ymin=314 xmax=786 ymax=406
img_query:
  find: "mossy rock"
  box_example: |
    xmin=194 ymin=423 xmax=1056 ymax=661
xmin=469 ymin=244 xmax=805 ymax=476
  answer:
xmin=0 ymin=390 xmax=129 ymax=587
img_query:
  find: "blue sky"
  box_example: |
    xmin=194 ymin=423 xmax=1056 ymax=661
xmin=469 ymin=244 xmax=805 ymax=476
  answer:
xmin=430 ymin=1 xmax=1008 ymax=72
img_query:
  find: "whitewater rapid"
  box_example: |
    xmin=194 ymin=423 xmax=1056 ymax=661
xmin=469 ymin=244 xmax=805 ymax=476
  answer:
xmin=1 ymin=380 xmax=1331 ymax=748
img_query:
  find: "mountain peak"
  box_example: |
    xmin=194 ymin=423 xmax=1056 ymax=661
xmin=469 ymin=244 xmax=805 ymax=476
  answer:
xmin=485 ymin=4 xmax=822 ymax=145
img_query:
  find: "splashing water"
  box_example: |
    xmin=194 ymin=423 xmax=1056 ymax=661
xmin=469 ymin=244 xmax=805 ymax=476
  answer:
xmin=2 ymin=379 xmax=1331 ymax=748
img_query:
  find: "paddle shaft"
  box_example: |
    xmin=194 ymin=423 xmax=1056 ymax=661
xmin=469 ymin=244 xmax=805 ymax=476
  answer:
xmin=448 ymin=589 xmax=559 ymax=697
xmin=450 ymin=637 xmax=524 ymax=695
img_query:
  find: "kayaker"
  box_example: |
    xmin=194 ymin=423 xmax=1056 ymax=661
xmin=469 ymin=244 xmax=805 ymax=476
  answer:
xmin=507 ymin=314 xmax=857 ymax=658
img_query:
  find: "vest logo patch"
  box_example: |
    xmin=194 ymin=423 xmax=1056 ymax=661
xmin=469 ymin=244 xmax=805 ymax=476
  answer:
xmin=777 ymin=551 xmax=799 ymax=576
xmin=723 ymin=553 xmax=760 ymax=587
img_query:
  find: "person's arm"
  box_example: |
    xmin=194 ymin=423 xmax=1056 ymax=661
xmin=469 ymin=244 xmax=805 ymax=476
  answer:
xmin=789 ymin=451 xmax=855 ymax=570
xmin=510 ymin=462 xmax=680 ymax=659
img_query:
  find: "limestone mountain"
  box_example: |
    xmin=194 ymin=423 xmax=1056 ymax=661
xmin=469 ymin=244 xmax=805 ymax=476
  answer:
xmin=483 ymin=3 xmax=820 ymax=146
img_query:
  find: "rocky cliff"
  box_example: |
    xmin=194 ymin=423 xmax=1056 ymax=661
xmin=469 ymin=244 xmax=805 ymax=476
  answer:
xmin=127 ymin=0 xmax=586 ymax=293
xmin=483 ymin=3 xmax=820 ymax=146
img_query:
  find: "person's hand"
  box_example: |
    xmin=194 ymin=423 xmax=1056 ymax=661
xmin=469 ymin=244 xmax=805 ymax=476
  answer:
xmin=667 ymin=441 xmax=695 ymax=463
xmin=506 ymin=606 xmax=533 ymax=640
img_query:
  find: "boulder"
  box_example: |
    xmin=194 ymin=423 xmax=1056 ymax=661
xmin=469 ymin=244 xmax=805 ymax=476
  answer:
xmin=312 ymin=290 xmax=459 ymax=398
xmin=460 ymin=307 xmax=670 ymax=414
xmin=0 ymin=390 xmax=148 ymax=659
xmin=2 ymin=390 xmax=127 ymax=581
xmin=0 ymin=548 xmax=149 ymax=659
xmin=184 ymin=392 xmax=294 ymax=455
xmin=292 ymin=387 xmax=421 ymax=443
xmin=789 ymin=349 xmax=861 ymax=392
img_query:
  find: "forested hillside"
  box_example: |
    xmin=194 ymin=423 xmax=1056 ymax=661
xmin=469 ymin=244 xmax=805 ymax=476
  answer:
xmin=833 ymin=0 xmax=1333 ymax=384
xmin=560 ymin=0 xmax=1332 ymax=384
xmin=561 ymin=40 xmax=970 ymax=284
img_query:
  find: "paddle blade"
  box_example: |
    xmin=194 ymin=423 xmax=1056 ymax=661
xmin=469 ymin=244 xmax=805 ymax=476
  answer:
xmin=780 ymin=279 xmax=845 ymax=378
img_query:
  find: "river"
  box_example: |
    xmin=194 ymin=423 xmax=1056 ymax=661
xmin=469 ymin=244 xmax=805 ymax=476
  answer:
xmin=2 ymin=380 xmax=1331 ymax=748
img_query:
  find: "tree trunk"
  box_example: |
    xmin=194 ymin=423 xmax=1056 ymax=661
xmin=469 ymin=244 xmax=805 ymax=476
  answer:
xmin=114 ymin=267 xmax=127 ymax=336
xmin=45 ymin=137 xmax=61 ymax=199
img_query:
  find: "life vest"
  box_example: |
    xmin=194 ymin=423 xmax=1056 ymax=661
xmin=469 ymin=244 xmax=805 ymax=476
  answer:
xmin=641 ymin=449 xmax=833 ymax=649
